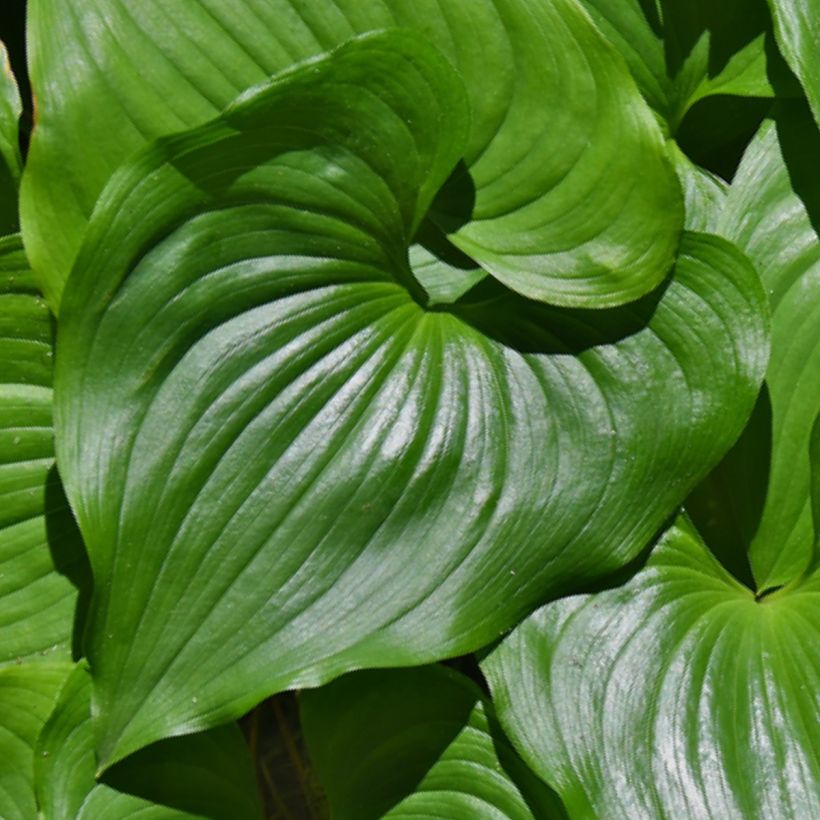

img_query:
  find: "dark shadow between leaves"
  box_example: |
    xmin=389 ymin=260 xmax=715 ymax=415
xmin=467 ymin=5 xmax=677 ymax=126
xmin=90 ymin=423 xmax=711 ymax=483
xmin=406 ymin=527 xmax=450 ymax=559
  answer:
xmin=776 ymin=100 xmax=820 ymax=236
xmin=44 ymin=464 xmax=93 ymax=660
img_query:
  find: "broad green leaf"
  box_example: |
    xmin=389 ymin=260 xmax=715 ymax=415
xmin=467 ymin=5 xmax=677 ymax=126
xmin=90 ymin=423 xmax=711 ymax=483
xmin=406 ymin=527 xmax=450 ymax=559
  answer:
xmin=767 ymin=0 xmax=820 ymax=127
xmin=0 ymin=661 xmax=71 ymax=820
xmin=301 ymin=665 xmax=566 ymax=819
xmin=483 ymin=515 xmax=820 ymax=820
xmin=34 ymin=663 xmax=261 ymax=819
xmin=55 ymin=31 xmax=767 ymax=769
xmin=23 ymin=0 xmax=682 ymax=311
xmin=577 ymin=0 xmax=781 ymax=130
xmin=718 ymin=102 xmax=820 ymax=590
xmin=0 ymin=234 xmax=88 ymax=666
xmin=0 ymin=41 xmax=20 ymax=234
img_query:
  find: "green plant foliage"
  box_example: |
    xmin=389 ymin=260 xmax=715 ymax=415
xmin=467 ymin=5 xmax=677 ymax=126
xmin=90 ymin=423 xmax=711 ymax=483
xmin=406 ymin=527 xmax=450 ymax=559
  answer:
xmin=483 ymin=515 xmax=820 ymax=819
xmin=53 ymin=30 xmax=766 ymax=768
xmin=766 ymin=0 xmax=820 ymax=125
xmin=0 ymin=662 xmax=72 ymax=820
xmin=0 ymin=42 xmax=20 ymax=235
xmin=0 ymin=234 xmax=87 ymax=665
xmin=715 ymin=102 xmax=820 ymax=590
xmin=301 ymin=665 xmax=566 ymax=819
xmin=34 ymin=663 xmax=262 ymax=819
xmin=23 ymin=0 xmax=683 ymax=312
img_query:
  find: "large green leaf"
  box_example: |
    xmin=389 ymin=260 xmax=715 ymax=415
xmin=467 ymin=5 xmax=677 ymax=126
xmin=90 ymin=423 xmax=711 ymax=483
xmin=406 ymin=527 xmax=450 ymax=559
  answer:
xmin=577 ymin=0 xmax=781 ymax=130
xmin=0 ymin=234 xmax=88 ymax=666
xmin=55 ymin=31 xmax=767 ymax=769
xmin=0 ymin=42 xmax=21 ymax=234
xmin=34 ymin=663 xmax=261 ymax=819
xmin=716 ymin=102 xmax=820 ymax=590
xmin=0 ymin=662 xmax=71 ymax=820
xmin=483 ymin=515 xmax=820 ymax=820
xmin=766 ymin=0 xmax=820 ymax=127
xmin=301 ymin=665 xmax=566 ymax=819
xmin=23 ymin=0 xmax=682 ymax=311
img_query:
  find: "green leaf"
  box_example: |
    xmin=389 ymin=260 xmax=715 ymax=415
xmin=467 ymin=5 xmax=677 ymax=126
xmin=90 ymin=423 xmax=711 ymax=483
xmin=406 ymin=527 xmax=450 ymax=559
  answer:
xmin=670 ymin=144 xmax=727 ymax=232
xmin=577 ymin=0 xmax=780 ymax=129
xmin=23 ymin=0 xmax=682 ymax=311
xmin=0 ymin=41 xmax=21 ymax=234
xmin=0 ymin=661 xmax=72 ymax=820
xmin=717 ymin=102 xmax=820 ymax=590
xmin=483 ymin=515 xmax=820 ymax=820
xmin=55 ymin=30 xmax=767 ymax=769
xmin=767 ymin=0 xmax=820 ymax=127
xmin=0 ymin=234 xmax=88 ymax=666
xmin=301 ymin=665 xmax=565 ymax=819
xmin=34 ymin=663 xmax=261 ymax=819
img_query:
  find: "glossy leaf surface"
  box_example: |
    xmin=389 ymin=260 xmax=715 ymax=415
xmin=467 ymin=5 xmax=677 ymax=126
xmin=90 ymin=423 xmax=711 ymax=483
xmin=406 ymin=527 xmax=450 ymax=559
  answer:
xmin=35 ymin=663 xmax=261 ymax=819
xmin=718 ymin=103 xmax=820 ymax=589
xmin=301 ymin=665 xmax=565 ymax=819
xmin=23 ymin=0 xmax=682 ymax=310
xmin=0 ymin=662 xmax=70 ymax=820
xmin=484 ymin=515 xmax=820 ymax=820
xmin=0 ymin=234 xmax=86 ymax=666
xmin=54 ymin=30 xmax=768 ymax=768
xmin=767 ymin=0 xmax=820 ymax=126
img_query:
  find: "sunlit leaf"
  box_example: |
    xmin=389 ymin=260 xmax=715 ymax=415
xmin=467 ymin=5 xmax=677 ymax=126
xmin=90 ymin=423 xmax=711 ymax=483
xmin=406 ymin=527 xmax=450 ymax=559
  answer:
xmin=0 ymin=234 xmax=87 ymax=666
xmin=483 ymin=515 xmax=820 ymax=820
xmin=23 ymin=0 xmax=682 ymax=310
xmin=301 ymin=665 xmax=566 ymax=819
xmin=54 ymin=31 xmax=767 ymax=768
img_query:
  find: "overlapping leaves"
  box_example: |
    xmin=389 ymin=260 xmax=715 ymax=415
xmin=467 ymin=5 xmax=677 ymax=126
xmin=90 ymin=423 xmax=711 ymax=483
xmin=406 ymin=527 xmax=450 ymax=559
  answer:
xmin=54 ymin=29 xmax=766 ymax=769
xmin=24 ymin=0 xmax=682 ymax=310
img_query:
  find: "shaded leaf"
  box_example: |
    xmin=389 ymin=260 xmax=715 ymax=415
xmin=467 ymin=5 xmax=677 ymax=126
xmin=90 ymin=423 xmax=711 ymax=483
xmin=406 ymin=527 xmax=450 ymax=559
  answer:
xmin=23 ymin=0 xmax=682 ymax=310
xmin=55 ymin=31 xmax=767 ymax=768
xmin=483 ymin=515 xmax=820 ymax=820
xmin=717 ymin=102 xmax=820 ymax=589
xmin=0 ymin=41 xmax=20 ymax=234
xmin=301 ymin=665 xmax=565 ymax=819
xmin=0 ymin=234 xmax=88 ymax=666
xmin=34 ymin=663 xmax=262 ymax=819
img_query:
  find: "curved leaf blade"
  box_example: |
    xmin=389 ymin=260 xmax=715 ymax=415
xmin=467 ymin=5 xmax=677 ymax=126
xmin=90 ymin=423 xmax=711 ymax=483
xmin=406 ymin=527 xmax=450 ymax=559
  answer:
xmin=0 ymin=662 xmax=71 ymax=820
xmin=301 ymin=665 xmax=565 ymax=819
xmin=34 ymin=663 xmax=261 ymax=819
xmin=56 ymin=31 xmax=767 ymax=768
xmin=483 ymin=516 xmax=820 ymax=820
xmin=23 ymin=0 xmax=682 ymax=310
xmin=718 ymin=102 xmax=820 ymax=589
xmin=0 ymin=41 xmax=20 ymax=234
xmin=0 ymin=234 xmax=87 ymax=666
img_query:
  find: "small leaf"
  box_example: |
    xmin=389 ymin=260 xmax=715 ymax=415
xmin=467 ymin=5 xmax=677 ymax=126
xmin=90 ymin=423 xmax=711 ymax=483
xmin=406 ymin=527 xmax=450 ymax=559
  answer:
xmin=0 ymin=234 xmax=88 ymax=667
xmin=34 ymin=663 xmax=262 ymax=819
xmin=55 ymin=29 xmax=767 ymax=768
xmin=301 ymin=665 xmax=566 ymax=819
xmin=483 ymin=515 xmax=820 ymax=820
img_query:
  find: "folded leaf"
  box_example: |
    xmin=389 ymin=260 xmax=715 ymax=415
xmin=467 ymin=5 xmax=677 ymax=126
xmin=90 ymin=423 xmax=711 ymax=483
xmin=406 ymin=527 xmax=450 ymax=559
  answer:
xmin=483 ymin=515 xmax=820 ymax=820
xmin=23 ymin=0 xmax=682 ymax=310
xmin=0 ymin=42 xmax=20 ymax=234
xmin=0 ymin=234 xmax=88 ymax=666
xmin=301 ymin=665 xmax=565 ymax=819
xmin=55 ymin=31 xmax=767 ymax=768
xmin=717 ymin=103 xmax=820 ymax=589
xmin=0 ymin=661 xmax=71 ymax=820
xmin=34 ymin=663 xmax=261 ymax=819
xmin=767 ymin=0 xmax=820 ymax=127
